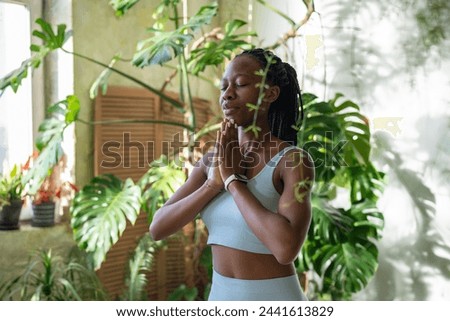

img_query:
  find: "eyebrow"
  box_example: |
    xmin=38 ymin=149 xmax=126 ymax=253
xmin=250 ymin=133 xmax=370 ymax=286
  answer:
xmin=221 ymin=72 xmax=254 ymax=82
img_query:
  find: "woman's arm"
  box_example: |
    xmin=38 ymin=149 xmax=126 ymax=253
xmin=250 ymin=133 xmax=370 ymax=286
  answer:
xmin=149 ymin=152 xmax=222 ymax=240
xmin=227 ymin=149 xmax=314 ymax=265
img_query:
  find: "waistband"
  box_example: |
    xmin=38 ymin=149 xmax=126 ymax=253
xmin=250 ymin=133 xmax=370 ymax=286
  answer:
xmin=213 ymin=269 xmax=299 ymax=293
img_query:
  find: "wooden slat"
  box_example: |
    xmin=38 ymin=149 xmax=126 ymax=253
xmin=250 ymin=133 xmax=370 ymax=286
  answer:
xmin=94 ymin=86 xmax=214 ymax=300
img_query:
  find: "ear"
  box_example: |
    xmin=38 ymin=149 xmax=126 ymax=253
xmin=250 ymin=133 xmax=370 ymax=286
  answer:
xmin=264 ymin=85 xmax=280 ymax=103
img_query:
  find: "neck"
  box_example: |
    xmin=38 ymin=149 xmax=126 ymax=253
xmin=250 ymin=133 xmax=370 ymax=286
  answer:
xmin=238 ymin=122 xmax=277 ymax=154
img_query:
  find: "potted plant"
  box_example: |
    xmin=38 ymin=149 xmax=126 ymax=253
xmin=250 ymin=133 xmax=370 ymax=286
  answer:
xmin=0 ymin=165 xmax=24 ymax=230
xmin=31 ymin=175 xmax=78 ymax=227
xmin=31 ymin=176 xmax=57 ymax=227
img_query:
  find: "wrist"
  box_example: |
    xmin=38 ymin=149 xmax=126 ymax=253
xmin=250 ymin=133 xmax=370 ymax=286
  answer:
xmin=205 ymin=180 xmax=223 ymax=194
xmin=226 ymin=179 xmax=247 ymax=192
xmin=224 ymin=174 xmax=248 ymax=191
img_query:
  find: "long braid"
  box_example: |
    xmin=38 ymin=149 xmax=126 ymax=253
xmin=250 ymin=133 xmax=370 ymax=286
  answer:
xmin=237 ymin=48 xmax=304 ymax=145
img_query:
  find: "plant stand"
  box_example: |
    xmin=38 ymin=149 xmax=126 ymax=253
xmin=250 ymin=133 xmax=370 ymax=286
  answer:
xmin=0 ymin=200 xmax=23 ymax=230
xmin=32 ymin=202 xmax=56 ymax=227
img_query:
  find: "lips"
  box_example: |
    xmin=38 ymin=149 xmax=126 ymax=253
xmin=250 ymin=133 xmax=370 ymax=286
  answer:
xmin=222 ymin=104 xmax=239 ymax=115
xmin=224 ymin=108 xmax=239 ymax=116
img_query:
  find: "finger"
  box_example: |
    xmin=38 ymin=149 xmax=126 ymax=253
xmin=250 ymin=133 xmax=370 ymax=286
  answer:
xmin=218 ymin=125 xmax=224 ymax=161
xmin=221 ymin=119 xmax=226 ymax=136
xmin=213 ymin=130 xmax=220 ymax=163
xmin=230 ymin=120 xmax=238 ymax=142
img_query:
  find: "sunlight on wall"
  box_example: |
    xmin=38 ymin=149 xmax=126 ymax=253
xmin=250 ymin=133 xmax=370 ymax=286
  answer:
xmin=252 ymin=0 xmax=450 ymax=300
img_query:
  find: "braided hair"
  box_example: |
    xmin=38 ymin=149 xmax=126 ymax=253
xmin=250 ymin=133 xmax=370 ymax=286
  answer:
xmin=237 ymin=48 xmax=304 ymax=145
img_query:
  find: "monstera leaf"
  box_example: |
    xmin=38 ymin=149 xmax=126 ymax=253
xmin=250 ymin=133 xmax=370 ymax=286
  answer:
xmin=299 ymin=93 xmax=376 ymax=185
xmin=133 ymin=31 xmax=193 ymax=67
xmin=138 ymin=155 xmax=186 ymax=221
xmin=301 ymin=200 xmax=383 ymax=299
xmin=188 ymin=19 xmax=255 ymax=75
xmin=132 ymin=2 xmax=218 ymax=67
xmin=71 ymin=174 xmax=141 ymax=270
xmin=22 ymin=96 xmax=80 ymax=194
xmin=109 ymin=0 xmax=141 ymax=16
xmin=298 ymin=92 xmax=385 ymax=299
xmin=313 ymin=240 xmax=378 ymax=298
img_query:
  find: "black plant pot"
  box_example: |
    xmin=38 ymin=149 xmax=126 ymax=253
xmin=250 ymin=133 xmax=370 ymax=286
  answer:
xmin=0 ymin=200 xmax=23 ymax=230
xmin=32 ymin=202 xmax=55 ymax=227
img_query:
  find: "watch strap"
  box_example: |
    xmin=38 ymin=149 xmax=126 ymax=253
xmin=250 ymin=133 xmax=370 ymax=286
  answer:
xmin=224 ymin=174 xmax=248 ymax=191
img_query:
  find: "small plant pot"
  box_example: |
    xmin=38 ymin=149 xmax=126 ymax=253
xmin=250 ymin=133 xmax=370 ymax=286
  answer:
xmin=0 ymin=200 xmax=23 ymax=230
xmin=32 ymin=202 xmax=56 ymax=227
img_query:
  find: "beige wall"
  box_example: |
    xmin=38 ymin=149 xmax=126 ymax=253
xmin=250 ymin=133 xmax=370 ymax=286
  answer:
xmin=72 ymin=0 xmax=220 ymax=186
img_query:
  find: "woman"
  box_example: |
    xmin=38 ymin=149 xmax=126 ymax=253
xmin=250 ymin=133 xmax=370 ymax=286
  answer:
xmin=150 ymin=48 xmax=314 ymax=301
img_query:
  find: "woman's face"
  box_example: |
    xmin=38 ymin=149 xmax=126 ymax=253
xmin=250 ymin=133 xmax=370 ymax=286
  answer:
xmin=219 ymin=55 xmax=269 ymax=126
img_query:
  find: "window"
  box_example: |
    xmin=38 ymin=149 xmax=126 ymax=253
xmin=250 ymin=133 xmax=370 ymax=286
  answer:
xmin=0 ymin=0 xmax=43 ymax=173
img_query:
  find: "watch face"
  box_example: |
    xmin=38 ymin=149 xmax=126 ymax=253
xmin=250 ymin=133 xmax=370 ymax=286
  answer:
xmin=235 ymin=174 xmax=248 ymax=181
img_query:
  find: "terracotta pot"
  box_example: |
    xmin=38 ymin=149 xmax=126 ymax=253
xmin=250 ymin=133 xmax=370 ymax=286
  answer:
xmin=32 ymin=202 xmax=56 ymax=227
xmin=0 ymin=200 xmax=23 ymax=230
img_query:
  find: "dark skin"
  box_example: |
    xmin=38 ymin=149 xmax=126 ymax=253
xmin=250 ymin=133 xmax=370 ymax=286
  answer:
xmin=150 ymin=55 xmax=314 ymax=279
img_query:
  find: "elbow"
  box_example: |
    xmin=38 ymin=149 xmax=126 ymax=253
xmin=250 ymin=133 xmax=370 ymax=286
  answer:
xmin=149 ymin=219 xmax=164 ymax=241
xmin=149 ymin=224 xmax=160 ymax=241
xmin=273 ymin=243 xmax=301 ymax=265
xmin=275 ymin=252 xmax=297 ymax=265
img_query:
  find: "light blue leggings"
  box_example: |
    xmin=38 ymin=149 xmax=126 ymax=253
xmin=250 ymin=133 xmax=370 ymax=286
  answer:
xmin=208 ymin=269 xmax=308 ymax=301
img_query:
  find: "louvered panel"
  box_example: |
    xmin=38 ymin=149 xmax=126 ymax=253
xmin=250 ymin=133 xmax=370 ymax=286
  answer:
xmin=94 ymin=87 xmax=213 ymax=300
xmin=194 ymin=98 xmax=218 ymax=161
xmin=96 ymin=211 xmax=151 ymax=300
xmin=95 ymin=86 xmax=158 ymax=182
xmin=160 ymin=94 xmax=186 ymax=157
xmin=146 ymin=236 xmax=187 ymax=300
xmin=160 ymin=94 xmax=217 ymax=159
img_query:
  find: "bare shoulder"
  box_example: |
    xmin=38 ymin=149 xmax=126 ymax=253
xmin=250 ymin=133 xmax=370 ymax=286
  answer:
xmin=280 ymin=146 xmax=315 ymax=187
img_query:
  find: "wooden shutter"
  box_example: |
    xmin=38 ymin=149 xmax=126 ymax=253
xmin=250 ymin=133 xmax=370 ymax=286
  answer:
xmin=93 ymin=86 xmax=214 ymax=300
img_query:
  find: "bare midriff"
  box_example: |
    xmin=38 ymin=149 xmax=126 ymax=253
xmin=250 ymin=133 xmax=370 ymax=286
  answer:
xmin=211 ymin=245 xmax=296 ymax=279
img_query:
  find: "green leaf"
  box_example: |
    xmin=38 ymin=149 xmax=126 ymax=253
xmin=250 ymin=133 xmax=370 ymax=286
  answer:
xmin=0 ymin=19 xmax=71 ymax=96
xmin=133 ymin=31 xmax=193 ymax=67
xmin=346 ymin=164 xmax=385 ymax=203
xmin=187 ymin=19 xmax=255 ymax=75
xmin=109 ymin=0 xmax=141 ymax=16
xmin=225 ymin=19 xmax=247 ymax=34
xmin=310 ymin=198 xmax=353 ymax=243
xmin=89 ymin=55 xmax=120 ymax=99
xmin=22 ymin=96 xmax=79 ymax=194
xmin=0 ymin=249 xmax=107 ymax=300
xmin=133 ymin=2 xmax=218 ymax=68
xmin=65 ymin=95 xmax=81 ymax=123
xmin=70 ymin=174 xmax=142 ymax=270
xmin=132 ymin=2 xmax=218 ymax=67
xmin=23 ymin=137 xmax=63 ymax=195
xmin=300 ymin=199 xmax=384 ymax=299
xmin=168 ymin=284 xmax=198 ymax=301
xmin=121 ymin=234 xmax=164 ymax=300
xmin=138 ymin=155 xmax=186 ymax=221
xmin=34 ymin=18 xmax=71 ymax=50
xmin=182 ymin=2 xmax=218 ymax=33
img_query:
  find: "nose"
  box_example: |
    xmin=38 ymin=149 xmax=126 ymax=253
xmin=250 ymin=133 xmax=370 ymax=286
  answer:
xmin=222 ymin=85 xmax=235 ymax=101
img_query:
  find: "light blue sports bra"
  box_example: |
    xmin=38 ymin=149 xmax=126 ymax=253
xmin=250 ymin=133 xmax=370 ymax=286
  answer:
xmin=200 ymin=145 xmax=299 ymax=254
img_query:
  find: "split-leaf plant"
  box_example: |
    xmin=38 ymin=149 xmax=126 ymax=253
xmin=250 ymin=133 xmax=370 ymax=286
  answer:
xmin=0 ymin=0 xmax=384 ymax=300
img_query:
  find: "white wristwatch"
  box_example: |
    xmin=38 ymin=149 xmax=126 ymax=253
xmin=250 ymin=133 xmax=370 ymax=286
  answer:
xmin=224 ymin=174 xmax=248 ymax=191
